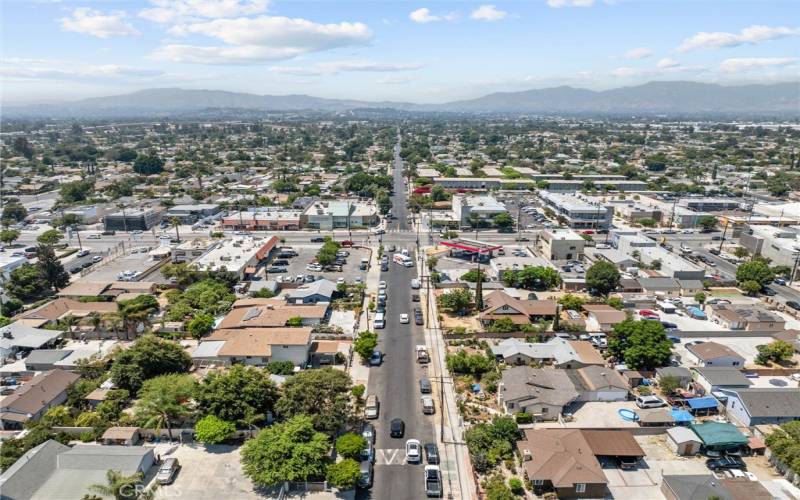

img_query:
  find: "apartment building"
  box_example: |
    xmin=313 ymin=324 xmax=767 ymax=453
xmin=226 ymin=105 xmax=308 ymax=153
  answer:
xmin=539 ymin=228 xmax=586 ymax=260
xmin=538 ymin=191 xmax=613 ymax=230
xmin=301 ymin=200 xmax=378 ymax=230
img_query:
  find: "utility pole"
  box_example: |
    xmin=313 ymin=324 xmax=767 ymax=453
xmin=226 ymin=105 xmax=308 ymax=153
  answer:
xmin=790 ymin=248 xmax=800 ymax=286
xmin=73 ymin=225 xmax=83 ymax=250
xmin=669 ymin=196 xmax=679 ymax=231
xmin=718 ymin=220 xmax=729 ymax=254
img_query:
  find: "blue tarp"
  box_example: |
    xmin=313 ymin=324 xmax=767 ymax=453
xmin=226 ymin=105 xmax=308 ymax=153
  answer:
xmin=686 ymin=306 xmax=706 ymax=319
xmin=686 ymin=397 xmax=718 ymax=410
xmin=670 ymin=408 xmax=694 ymax=423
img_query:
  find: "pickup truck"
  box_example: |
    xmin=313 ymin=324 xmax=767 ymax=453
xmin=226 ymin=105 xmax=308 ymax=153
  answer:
xmin=424 ymin=465 xmax=442 ymax=497
xmin=416 ymin=345 xmax=430 ymax=363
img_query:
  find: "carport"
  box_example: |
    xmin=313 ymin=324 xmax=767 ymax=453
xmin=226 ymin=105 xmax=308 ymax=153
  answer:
xmin=582 ymin=430 xmax=645 ymax=469
xmin=686 ymin=396 xmax=719 ymax=416
xmin=690 ymin=421 xmax=748 ymax=452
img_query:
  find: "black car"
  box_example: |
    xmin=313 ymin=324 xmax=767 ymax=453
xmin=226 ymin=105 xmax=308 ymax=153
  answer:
xmin=381 ymin=263 xmax=389 ymax=272
xmin=388 ymin=245 xmax=396 ymax=252
xmin=424 ymin=443 xmax=440 ymax=464
xmin=310 ymin=237 xmax=325 ymax=243
xmin=706 ymin=456 xmax=746 ymax=471
xmin=70 ymin=267 xmax=81 ymax=274
xmin=787 ymin=301 xmax=800 ymax=311
xmin=412 ymin=293 xmax=420 ymax=302
xmin=81 ymin=261 xmax=93 ymax=269
xmin=272 ymin=259 xmax=289 ymax=266
xmin=390 ymin=418 xmax=405 ymax=438
xmin=660 ymin=321 xmax=678 ymax=330
xmin=762 ymin=287 xmax=777 ymax=297
xmin=415 ymin=315 xmax=424 ymax=326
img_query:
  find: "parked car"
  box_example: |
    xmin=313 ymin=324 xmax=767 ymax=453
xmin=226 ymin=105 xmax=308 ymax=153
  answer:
xmin=310 ymin=237 xmax=325 ymax=243
xmin=267 ymin=267 xmax=286 ymax=273
xmin=369 ymin=350 xmax=383 ymax=366
xmin=156 ymin=458 xmax=181 ymax=485
xmin=361 ymin=423 xmax=376 ymax=444
xmin=706 ymin=456 xmax=746 ymax=471
xmin=635 ymin=395 xmax=666 ymax=409
xmin=358 ymin=460 xmax=373 ymax=488
xmin=400 ymin=314 xmax=409 ymax=324
xmin=774 ymin=278 xmax=787 ymax=286
xmin=76 ymin=249 xmax=90 ymax=258
xmin=424 ymin=443 xmax=440 ymax=464
xmin=787 ymin=301 xmax=800 ymax=311
xmin=406 ymin=439 xmax=421 ymax=463
xmin=390 ymin=418 xmax=405 ymax=438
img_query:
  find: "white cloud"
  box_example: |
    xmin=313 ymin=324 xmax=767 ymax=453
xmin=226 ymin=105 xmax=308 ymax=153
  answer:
xmin=720 ymin=57 xmax=797 ymax=73
xmin=656 ymin=57 xmax=680 ymax=69
xmin=610 ymin=67 xmax=644 ymax=78
xmin=140 ymin=0 xmax=268 ymax=24
xmin=547 ymin=0 xmax=595 ymax=7
xmin=2 ymin=60 xmax=162 ymax=81
xmin=270 ymin=60 xmax=423 ymax=76
xmin=150 ymin=15 xmax=372 ymax=64
xmin=677 ymin=25 xmax=800 ymax=52
xmin=471 ymin=5 xmax=507 ymax=21
xmin=60 ymin=7 xmax=140 ymax=38
xmin=376 ymin=75 xmax=415 ymax=85
xmin=409 ymin=8 xmax=458 ymax=23
xmin=624 ymin=47 xmax=651 ymax=60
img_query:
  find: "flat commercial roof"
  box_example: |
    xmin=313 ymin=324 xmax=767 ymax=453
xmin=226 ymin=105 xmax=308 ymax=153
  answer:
xmin=439 ymin=238 xmax=503 ymax=254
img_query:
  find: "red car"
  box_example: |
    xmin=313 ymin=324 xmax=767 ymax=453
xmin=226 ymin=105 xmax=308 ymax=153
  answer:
xmin=638 ymin=309 xmax=659 ymax=319
xmin=340 ymin=240 xmax=354 ymax=247
xmin=582 ymin=230 xmax=595 ymax=235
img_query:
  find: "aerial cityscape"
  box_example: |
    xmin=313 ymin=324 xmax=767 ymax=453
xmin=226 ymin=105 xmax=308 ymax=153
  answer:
xmin=1 ymin=1 xmax=800 ymax=500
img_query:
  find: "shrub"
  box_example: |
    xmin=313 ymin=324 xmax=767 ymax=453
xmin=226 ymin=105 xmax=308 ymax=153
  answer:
xmin=514 ymin=412 xmax=533 ymax=424
xmin=335 ymin=433 xmax=367 ymax=460
xmin=508 ymin=477 xmax=524 ymax=495
xmin=195 ymin=415 xmax=235 ymax=444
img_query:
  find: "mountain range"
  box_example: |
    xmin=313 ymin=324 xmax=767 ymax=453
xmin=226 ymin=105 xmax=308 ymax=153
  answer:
xmin=5 ymin=81 xmax=799 ymax=118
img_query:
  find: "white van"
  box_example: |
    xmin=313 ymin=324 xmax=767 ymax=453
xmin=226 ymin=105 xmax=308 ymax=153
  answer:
xmin=374 ymin=312 xmax=385 ymax=329
xmin=635 ymin=395 xmax=666 ymax=409
xmin=365 ymin=394 xmax=379 ymax=419
xmin=411 ymin=278 xmax=421 ymax=289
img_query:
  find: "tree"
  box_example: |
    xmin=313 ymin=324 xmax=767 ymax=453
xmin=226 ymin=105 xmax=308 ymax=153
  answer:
xmin=335 ymin=433 xmax=367 ymax=460
xmin=36 ymin=244 xmax=70 ymax=292
xmin=658 ymin=375 xmax=681 ymax=395
xmin=492 ymin=213 xmax=514 ymax=228
xmin=461 ymin=268 xmax=486 ymax=282
xmin=116 ymin=295 xmax=159 ymax=338
xmin=276 ymin=368 xmax=352 ymax=431
xmin=187 ymin=313 xmax=214 ymax=339
xmin=194 ymin=415 xmax=235 ymax=444
xmin=638 ymin=218 xmax=657 ymax=228
xmin=484 ymin=475 xmax=516 ymax=500
xmin=265 ymin=361 xmax=295 ymax=376
xmin=694 ymin=292 xmax=706 ymax=305
xmin=326 ymin=459 xmax=361 ymax=490
xmin=464 ymin=416 xmax=519 ymax=471
xmin=608 ymin=320 xmax=672 ymax=370
xmin=606 ymin=296 xmax=624 ymax=310
xmin=353 ymin=331 xmax=378 ymax=362
xmin=110 ymin=335 xmax=192 ymax=392
xmin=195 ymin=365 xmax=278 ymax=427
xmin=755 ymin=340 xmax=795 ymax=366
xmin=740 ymin=280 xmax=763 ymax=296
xmin=502 ymin=266 xmax=561 ymax=290
xmin=438 ymin=288 xmax=473 ymax=315
xmin=1 ymin=203 xmax=27 ymax=225
xmin=558 ymin=293 xmax=586 ymax=311
xmin=59 ymin=180 xmax=94 ymax=204
xmin=585 ymin=261 xmax=621 ymax=296
xmin=12 ymin=136 xmax=33 ymax=159
xmin=133 ymin=153 xmax=164 ymax=175
xmin=733 ymin=247 xmax=750 ymax=259
xmin=0 ymin=229 xmax=20 ymax=245
xmin=241 ymin=415 xmax=330 ymax=487
xmin=41 ymin=405 xmax=73 ymax=427
xmin=736 ymin=260 xmax=774 ymax=289
xmin=446 ymin=350 xmax=495 ymax=378
xmin=697 ymin=215 xmax=718 ymax=231
xmin=87 ymin=470 xmax=153 ymax=500
xmin=6 ymin=263 xmax=49 ymax=301
xmin=134 ymin=374 xmax=196 ymax=441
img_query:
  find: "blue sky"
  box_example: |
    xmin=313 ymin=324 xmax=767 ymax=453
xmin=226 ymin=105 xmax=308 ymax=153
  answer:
xmin=2 ymin=0 xmax=798 ymax=103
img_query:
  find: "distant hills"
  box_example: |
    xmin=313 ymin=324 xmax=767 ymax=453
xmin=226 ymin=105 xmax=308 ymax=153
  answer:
xmin=5 ymin=81 xmax=799 ymax=118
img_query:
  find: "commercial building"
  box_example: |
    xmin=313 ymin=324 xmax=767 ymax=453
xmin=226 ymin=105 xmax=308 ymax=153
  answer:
xmin=431 ymin=177 xmax=536 ymax=190
xmin=103 ymin=207 xmax=162 ymax=231
xmin=172 ymin=238 xmax=217 ymax=263
xmin=301 ymin=200 xmax=378 ymax=230
xmin=539 ymin=228 xmax=585 ymax=261
xmin=164 ymin=203 xmax=220 ymax=224
xmin=451 ymin=194 xmax=507 ymax=227
xmin=192 ymin=235 xmax=278 ymax=278
xmin=739 ymin=225 xmax=800 ymax=271
xmin=615 ymin=233 xmax=705 ymax=280
xmin=680 ymin=197 xmax=744 ymax=212
xmin=62 ymin=205 xmax=106 ymax=224
xmin=0 ymin=254 xmax=27 ymax=280
xmin=221 ymin=208 xmax=302 ymax=231
xmin=610 ymin=201 xmax=663 ymax=224
xmin=538 ymin=191 xmax=613 ymax=230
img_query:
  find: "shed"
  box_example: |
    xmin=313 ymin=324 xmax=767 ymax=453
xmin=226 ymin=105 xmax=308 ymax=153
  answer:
xmin=686 ymin=396 xmax=719 ymax=415
xmin=666 ymin=426 xmax=702 ymax=456
xmin=690 ymin=421 xmax=748 ymax=452
xmin=101 ymin=426 xmax=141 ymax=446
xmin=638 ymin=409 xmax=675 ymax=427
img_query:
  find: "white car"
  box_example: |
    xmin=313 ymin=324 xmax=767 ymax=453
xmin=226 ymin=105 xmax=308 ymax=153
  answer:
xmin=379 ymin=281 xmax=387 ymax=288
xmin=306 ymin=264 xmax=323 ymax=271
xmin=87 ymin=234 xmax=101 ymax=240
xmin=405 ymin=439 xmax=421 ymax=463
xmin=400 ymin=314 xmax=409 ymax=324
xmin=337 ymin=278 xmax=345 ymax=285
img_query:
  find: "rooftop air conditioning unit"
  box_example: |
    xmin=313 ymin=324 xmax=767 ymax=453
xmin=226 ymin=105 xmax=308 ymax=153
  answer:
xmin=523 ymin=449 xmax=532 ymax=461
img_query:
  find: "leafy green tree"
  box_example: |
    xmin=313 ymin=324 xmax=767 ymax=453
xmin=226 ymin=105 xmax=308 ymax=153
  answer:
xmin=438 ymin=288 xmax=473 ymax=315
xmin=460 ymin=268 xmax=486 ymax=282
xmin=265 ymin=361 xmax=295 ymax=376
xmin=502 ymin=266 xmax=561 ymax=290
xmin=694 ymin=292 xmax=706 ymax=305
xmin=134 ymin=374 xmax=196 ymax=441
xmin=733 ymin=247 xmax=750 ymax=259
xmin=133 ymin=153 xmax=165 ymax=175
xmin=7 ymin=263 xmax=50 ymax=301
xmin=36 ymin=244 xmax=70 ymax=292
xmin=41 ymin=405 xmax=73 ymax=427
xmin=446 ymin=350 xmax=495 ymax=378
xmin=187 ymin=313 xmax=214 ymax=339
xmin=0 ymin=229 xmax=20 ymax=245
xmin=755 ymin=340 xmax=795 ymax=366
xmin=606 ymin=296 xmax=624 ymax=310
xmin=110 ymin=335 xmax=192 ymax=392
xmin=116 ymin=295 xmax=159 ymax=338
xmin=487 ymin=317 xmax=517 ymax=333
xmin=1 ymin=298 xmax=22 ymax=317
xmin=1 ymin=203 xmax=27 ymax=224
xmin=195 ymin=365 xmax=278 ymax=427
xmin=286 ymin=316 xmax=303 ymax=327
xmin=637 ymin=218 xmax=657 ymax=228
xmin=335 ymin=433 xmax=367 ymax=460
xmin=353 ymin=331 xmax=378 ymax=362
xmin=740 ymin=280 xmax=763 ymax=296
xmin=195 ymin=415 xmax=235 ymax=444
xmin=492 ymin=213 xmax=514 ymax=228
xmin=585 ymin=261 xmax=621 ymax=296
xmin=484 ymin=475 xmax=516 ymax=500
xmin=558 ymin=293 xmax=586 ymax=311
xmin=658 ymin=375 xmax=681 ymax=395
xmin=697 ymin=215 xmax=718 ymax=231
xmin=326 ymin=459 xmax=361 ymax=490
xmin=464 ymin=416 xmax=519 ymax=472
xmin=241 ymin=415 xmax=330 ymax=487
xmin=59 ymin=180 xmax=94 ymax=204
xmin=608 ymin=319 xmax=672 ymax=370
xmin=736 ymin=260 xmax=774 ymax=288
xmin=275 ymin=368 xmax=352 ymax=431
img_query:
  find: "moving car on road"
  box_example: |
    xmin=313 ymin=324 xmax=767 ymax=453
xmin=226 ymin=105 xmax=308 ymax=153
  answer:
xmin=390 ymin=418 xmax=405 ymax=438
xmin=405 ymin=439 xmax=421 ymax=463
xmin=400 ymin=313 xmax=409 ymax=324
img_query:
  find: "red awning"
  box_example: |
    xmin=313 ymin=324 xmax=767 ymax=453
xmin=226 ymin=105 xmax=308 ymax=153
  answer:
xmin=439 ymin=240 xmax=503 ymax=254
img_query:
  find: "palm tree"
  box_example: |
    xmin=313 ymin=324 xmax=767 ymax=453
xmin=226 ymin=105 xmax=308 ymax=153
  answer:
xmin=63 ymin=314 xmax=78 ymax=339
xmin=171 ymin=217 xmax=180 ymax=242
xmin=87 ymin=470 xmax=154 ymax=500
xmin=103 ymin=312 xmax=123 ymax=340
xmin=88 ymin=312 xmax=103 ymax=341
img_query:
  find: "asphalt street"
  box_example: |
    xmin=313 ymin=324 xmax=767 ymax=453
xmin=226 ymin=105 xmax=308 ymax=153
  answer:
xmin=358 ymin=137 xmax=436 ymax=500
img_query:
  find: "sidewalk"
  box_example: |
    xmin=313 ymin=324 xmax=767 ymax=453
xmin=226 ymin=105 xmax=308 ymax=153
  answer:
xmin=349 ymin=244 xmax=382 ymax=392
xmin=418 ymin=251 xmax=477 ymax=500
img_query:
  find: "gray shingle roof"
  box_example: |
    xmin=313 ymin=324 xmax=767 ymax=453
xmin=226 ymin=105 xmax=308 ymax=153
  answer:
xmin=734 ymin=388 xmax=800 ymax=418
xmin=692 ymin=367 xmax=752 ymax=387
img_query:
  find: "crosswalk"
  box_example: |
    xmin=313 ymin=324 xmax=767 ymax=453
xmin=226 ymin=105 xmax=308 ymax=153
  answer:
xmin=374 ymin=449 xmax=455 ymax=471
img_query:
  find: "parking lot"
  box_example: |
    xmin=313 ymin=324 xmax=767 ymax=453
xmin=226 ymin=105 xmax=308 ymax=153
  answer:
xmin=266 ymin=244 xmax=371 ymax=286
xmin=82 ymin=249 xmax=159 ymax=282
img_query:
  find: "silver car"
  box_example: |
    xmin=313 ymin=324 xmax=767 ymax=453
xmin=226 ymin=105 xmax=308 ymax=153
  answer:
xmin=156 ymin=457 xmax=181 ymax=485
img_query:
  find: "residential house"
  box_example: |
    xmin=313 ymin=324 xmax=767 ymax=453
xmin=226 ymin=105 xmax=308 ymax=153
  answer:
xmin=283 ymin=279 xmax=336 ymax=304
xmin=101 ymin=426 xmax=142 ymax=446
xmin=722 ymin=388 xmax=800 ymax=426
xmin=568 ymin=365 xmax=629 ymax=402
xmin=660 ymin=475 xmax=773 ymax=500
xmin=518 ymin=429 xmax=644 ymax=499
xmin=691 ymin=367 xmax=752 ymax=393
xmin=637 ymin=277 xmax=682 ymax=297
xmin=218 ymin=302 xmax=328 ymax=329
xmin=491 ymin=338 xmax=603 ymax=368
xmin=23 ymin=350 xmax=72 ymax=371
xmin=16 ymin=298 xmax=117 ymax=330
xmin=685 ymin=342 xmax=745 ymax=367
xmin=0 ymin=441 xmax=155 ymax=500
xmin=192 ymin=327 xmax=312 ymax=367
xmin=582 ymin=304 xmax=626 ymax=332
xmin=0 ymin=323 xmax=63 ymax=363
xmin=655 ymin=366 xmax=693 ymax=388
xmin=708 ymin=304 xmax=785 ymax=332
xmin=498 ymin=366 xmax=579 ymax=419
xmin=0 ymin=369 xmax=79 ymax=429
xmin=480 ymin=290 xmax=557 ymax=327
